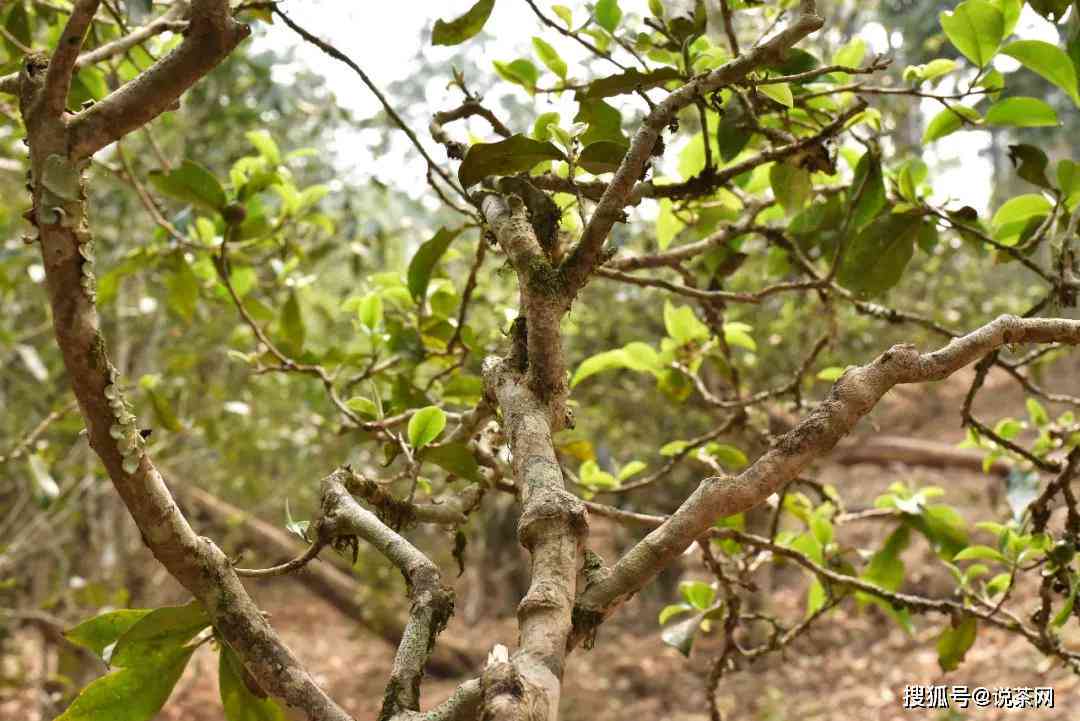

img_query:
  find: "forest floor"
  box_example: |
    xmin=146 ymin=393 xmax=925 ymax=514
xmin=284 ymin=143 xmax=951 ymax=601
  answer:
xmin=4 ymin=364 xmax=1080 ymax=721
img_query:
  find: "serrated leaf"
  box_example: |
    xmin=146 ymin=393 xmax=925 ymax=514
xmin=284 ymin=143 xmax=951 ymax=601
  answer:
xmin=408 ymin=406 xmax=446 ymax=449
xmin=458 ymin=135 xmax=565 ymax=188
xmin=148 ymin=160 xmax=227 ymax=212
xmin=432 ymin=0 xmax=495 ymax=45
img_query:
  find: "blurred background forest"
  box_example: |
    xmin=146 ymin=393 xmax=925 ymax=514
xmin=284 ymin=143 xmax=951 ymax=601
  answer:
xmin=2 ymin=1 xmax=1080 ymax=719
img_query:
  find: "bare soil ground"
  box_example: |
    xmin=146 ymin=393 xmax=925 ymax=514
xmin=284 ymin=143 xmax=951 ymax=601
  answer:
xmin=4 ymin=365 xmax=1080 ymax=720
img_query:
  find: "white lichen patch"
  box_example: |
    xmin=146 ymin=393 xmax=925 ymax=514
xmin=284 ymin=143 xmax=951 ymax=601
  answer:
xmin=104 ymin=364 xmax=144 ymax=474
xmin=78 ymin=236 xmax=96 ymax=303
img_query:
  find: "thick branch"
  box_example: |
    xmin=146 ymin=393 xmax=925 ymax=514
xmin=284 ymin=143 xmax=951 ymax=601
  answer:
xmin=42 ymin=0 xmax=100 ymax=117
xmin=67 ymin=0 xmax=249 ymax=158
xmin=480 ymin=356 xmax=588 ymax=719
xmin=574 ymin=315 xmax=1080 ymax=635
xmin=0 ymin=1 xmax=190 ymax=96
xmin=480 ymin=193 xmax=570 ymax=420
xmin=320 ymin=471 xmax=455 ymax=718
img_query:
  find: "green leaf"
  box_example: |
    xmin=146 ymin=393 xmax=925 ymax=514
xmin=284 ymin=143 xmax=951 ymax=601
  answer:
xmin=408 ymin=406 xmax=447 ymax=449
xmin=579 ymin=459 xmax=619 ymax=489
xmin=953 ymin=545 xmax=1006 ymax=562
xmin=1002 ymin=40 xmax=1080 ymax=107
xmin=617 ymin=460 xmax=647 ymax=481
xmin=903 ymin=58 xmax=958 ymax=84
xmin=578 ymin=141 xmax=628 ymax=175
xmin=1008 ymin=144 xmax=1053 ymax=189
xmin=583 ymin=67 xmax=681 ymax=99
xmin=219 ymin=643 xmax=285 ymax=721
xmin=679 ymin=580 xmax=716 ymax=610
xmin=65 ymin=610 xmax=153 ymax=659
xmin=345 ymin=396 xmax=378 ymax=418
xmin=493 ymin=58 xmax=539 ymax=92
xmin=832 ymin=37 xmax=867 ymax=68
xmin=658 ymin=603 xmax=693 ymax=625
xmin=594 ymin=0 xmax=622 ymax=32
xmin=708 ymin=444 xmax=748 ymax=469
xmin=991 ymin=193 xmax=1051 ymax=245
xmin=355 ymin=293 xmax=383 ymax=331
xmin=1058 ymin=159 xmax=1080 ymax=209
xmin=279 ymin=291 xmax=305 ymax=356
xmin=532 ymin=37 xmax=567 ymax=79
xmin=166 ymin=260 xmax=200 ymax=323
xmin=533 ymin=112 xmax=560 ymax=141
xmin=939 ymin=0 xmax=1004 ymax=68
xmin=458 ymin=134 xmax=565 ymax=188
xmin=838 ymin=213 xmax=924 ymax=296
xmin=432 ymin=0 xmax=495 ymax=45
xmin=148 ymin=160 xmax=227 ymax=212
xmin=245 ymin=130 xmax=280 ymax=165
xmin=936 ymin=616 xmax=977 ymax=672
xmin=985 ymin=97 xmax=1059 ymax=127
xmin=851 ymin=152 xmax=886 ymax=228
xmin=1028 ymin=0 xmax=1071 ymax=20
xmin=110 ymin=601 xmax=210 ymax=667
xmin=769 ymin=163 xmax=812 ymax=215
xmin=657 ymin=198 xmax=685 ymax=250
xmin=552 ymin=5 xmax=573 ymax=26
xmin=716 ymin=108 xmax=752 ymax=161
xmin=1027 ymin=397 xmax=1050 ymax=427
xmin=664 ymin=301 xmax=710 ymax=345
xmin=408 ymin=227 xmax=462 ymax=305
xmin=922 ymin=104 xmax=981 ymax=143
xmin=55 ymin=644 xmax=194 ymax=721
xmin=758 ymin=82 xmax=794 ymax=108
xmin=574 ymin=96 xmax=627 ymax=146
xmin=422 ymin=442 xmax=483 ymax=483
xmin=990 ymin=0 xmax=1021 ymax=36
